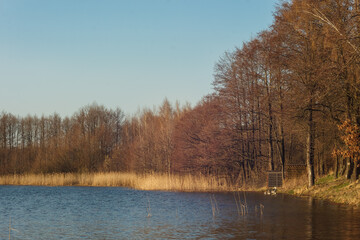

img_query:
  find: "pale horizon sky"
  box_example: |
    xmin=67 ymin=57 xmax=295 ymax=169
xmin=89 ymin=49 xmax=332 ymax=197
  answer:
xmin=0 ymin=0 xmax=279 ymax=117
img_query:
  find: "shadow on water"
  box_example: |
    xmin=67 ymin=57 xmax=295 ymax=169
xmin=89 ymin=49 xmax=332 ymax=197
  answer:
xmin=0 ymin=186 xmax=360 ymax=239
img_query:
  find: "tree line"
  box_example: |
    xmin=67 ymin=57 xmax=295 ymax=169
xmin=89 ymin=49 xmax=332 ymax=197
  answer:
xmin=1 ymin=0 xmax=360 ymax=187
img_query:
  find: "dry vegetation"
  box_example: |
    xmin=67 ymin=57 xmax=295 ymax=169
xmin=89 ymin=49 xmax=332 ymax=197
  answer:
xmin=1 ymin=172 xmax=359 ymax=207
xmin=0 ymin=172 xmax=236 ymax=192
xmin=281 ymin=174 xmax=360 ymax=207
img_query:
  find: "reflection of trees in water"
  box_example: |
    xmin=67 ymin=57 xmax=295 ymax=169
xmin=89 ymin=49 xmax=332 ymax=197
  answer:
xmin=204 ymin=193 xmax=360 ymax=239
xmin=305 ymin=197 xmax=360 ymax=240
xmin=306 ymin=197 xmax=313 ymax=239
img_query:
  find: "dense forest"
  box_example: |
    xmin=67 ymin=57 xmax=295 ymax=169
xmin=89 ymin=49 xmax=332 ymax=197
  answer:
xmin=1 ymin=0 xmax=360 ymax=187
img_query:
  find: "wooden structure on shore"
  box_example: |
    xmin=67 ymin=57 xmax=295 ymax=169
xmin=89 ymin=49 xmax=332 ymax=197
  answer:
xmin=285 ymin=164 xmax=306 ymax=179
xmin=267 ymin=171 xmax=283 ymax=187
xmin=267 ymin=164 xmax=306 ymax=187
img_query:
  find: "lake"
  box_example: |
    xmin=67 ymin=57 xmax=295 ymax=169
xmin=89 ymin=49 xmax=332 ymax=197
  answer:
xmin=0 ymin=186 xmax=359 ymax=239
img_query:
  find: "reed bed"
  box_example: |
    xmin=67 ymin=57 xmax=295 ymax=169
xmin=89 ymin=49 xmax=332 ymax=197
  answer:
xmin=281 ymin=174 xmax=308 ymax=194
xmin=0 ymin=172 xmax=236 ymax=192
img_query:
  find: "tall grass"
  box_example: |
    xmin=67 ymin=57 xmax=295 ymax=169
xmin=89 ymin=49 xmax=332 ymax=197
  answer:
xmin=0 ymin=172 xmax=236 ymax=192
xmin=281 ymin=174 xmax=308 ymax=194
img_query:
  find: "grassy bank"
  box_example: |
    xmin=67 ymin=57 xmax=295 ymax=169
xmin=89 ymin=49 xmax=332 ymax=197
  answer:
xmin=0 ymin=172 xmax=236 ymax=192
xmin=281 ymin=174 xmax=360 ymax=207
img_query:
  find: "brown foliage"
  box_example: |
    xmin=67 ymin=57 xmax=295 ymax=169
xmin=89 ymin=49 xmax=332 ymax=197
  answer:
xmin=333 ymin=119 xmax=360 ymax=164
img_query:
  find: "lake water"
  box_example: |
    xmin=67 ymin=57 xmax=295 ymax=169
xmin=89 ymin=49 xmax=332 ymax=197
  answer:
xmin=0 ymin=186 xmax=360 ymax=239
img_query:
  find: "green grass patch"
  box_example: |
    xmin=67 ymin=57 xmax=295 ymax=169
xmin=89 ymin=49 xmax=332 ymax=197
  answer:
xmin=330 ymin=181 xmax=350 ymax=191
xmin=316 ymin=174 xmax=335 ymax=185
xmin=287 ymin=190 xmax=295 ymax=195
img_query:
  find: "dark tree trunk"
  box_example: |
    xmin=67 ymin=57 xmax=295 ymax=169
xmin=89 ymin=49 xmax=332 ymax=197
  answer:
xmin=334 ymin=155 xmax=339 ymax=178
xmin=351 ymin=161 xmax=358 ymax=182
xmin=268 ymin=118 xmax=274 ymax=171
xmin=265 ymin=70 xmax=274 ymax=171
xmin=258 ymin=97 xmax=262 ymax=157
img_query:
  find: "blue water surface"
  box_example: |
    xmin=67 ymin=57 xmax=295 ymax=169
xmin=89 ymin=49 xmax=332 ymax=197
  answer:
xmin=0 ymin=186 xmax=359 ymax=239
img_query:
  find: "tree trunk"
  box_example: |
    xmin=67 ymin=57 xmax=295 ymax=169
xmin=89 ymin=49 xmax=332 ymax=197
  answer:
xmin=265 ymin=70 xmax=274 ymax=171
xmin=340 ymin=156 xmax=346 ymax=176
xmin=241 ymin=161 xmax=247 ymax=185
xmin=351 ymin=161 xmax=358 ymax=182
xmin=306 ymin=134 xmax=315 ymax=187
xmin=280 ymin=124 xmax=285 ymax=179
xmin=306 ymin=100 xmax=315 ymax=187
xmin=258 ymin=96 xmax=262 ymax=157
xmin=278 ymin=85 xmax=286 ymax=179
xmin=345 ymin=157 xmax=353 ymax=179
xmin=334 ymin=155 xmax=339 ymax=178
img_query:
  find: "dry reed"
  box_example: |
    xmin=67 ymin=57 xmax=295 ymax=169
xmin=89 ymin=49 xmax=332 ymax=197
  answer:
xmin=146 ymin=196 xmax=152 ymax=218
xmin=0 ymin=172 xmax=236 ymax=192
xmin=8 ymin=216 xmax=18 ymax=240
xmin=281 ymin=174 xmax=308 ymax=194
xmin=210 ymin=194 xmax=219 ymax=219
xmin=233 ymin=191 xmax=248 ymax=216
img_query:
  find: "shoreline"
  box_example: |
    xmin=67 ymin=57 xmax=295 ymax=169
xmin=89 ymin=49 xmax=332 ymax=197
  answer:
xmin=280 ymin=175 xmax=360 ymax=208
xmin=1 ymin=172 xmax=359 ymax=208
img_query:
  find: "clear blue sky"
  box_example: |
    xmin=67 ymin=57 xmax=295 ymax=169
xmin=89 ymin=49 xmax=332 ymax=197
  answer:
xmin=0 ymin=0 xmax=279 ymax=117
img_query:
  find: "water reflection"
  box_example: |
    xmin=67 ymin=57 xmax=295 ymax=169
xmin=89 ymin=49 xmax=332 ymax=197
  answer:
xmin=200 ymin=193 xmax=360 ymax=240
xmin=0 ymin=186 xmax=360 ymax=239
xmin=306 ymin=197 xmax=314 ymax=239
xmin=302 ymin=197 xmax=360 ymax=240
